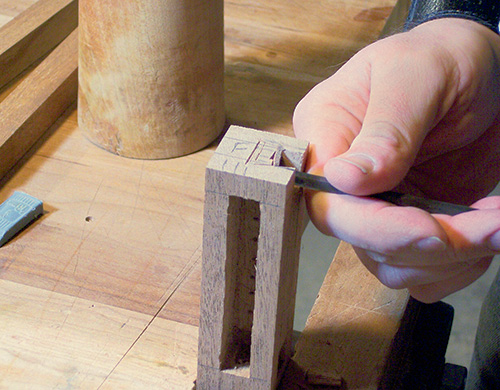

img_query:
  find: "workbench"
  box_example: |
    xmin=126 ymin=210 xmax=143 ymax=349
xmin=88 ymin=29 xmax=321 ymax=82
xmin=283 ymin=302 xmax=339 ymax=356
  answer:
xmin=0 ymin=1 xmax=399 ymax=388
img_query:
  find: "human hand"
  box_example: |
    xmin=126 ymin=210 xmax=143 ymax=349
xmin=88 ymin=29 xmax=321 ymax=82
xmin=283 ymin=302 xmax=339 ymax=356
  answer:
xmin=293 ymin=18 xmax=500 ymax=303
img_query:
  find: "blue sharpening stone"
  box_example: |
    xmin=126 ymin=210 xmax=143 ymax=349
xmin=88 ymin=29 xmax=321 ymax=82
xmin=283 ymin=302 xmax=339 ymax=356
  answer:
xmin=0 ymin=191 xmax=43 ymax=247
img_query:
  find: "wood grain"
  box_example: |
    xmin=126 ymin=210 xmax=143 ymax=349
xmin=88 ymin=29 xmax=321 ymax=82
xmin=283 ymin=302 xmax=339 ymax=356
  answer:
xmin=0 ymin=279 xmax=152 ymax=388
xmin=0 ymin=278 xmax=198 ymax=389
xmin=0 ymin=0 xmax=77 ymax=90
xmin=99 ymin=317 xmax=199 ymax=389
xmin=0 ymin=1 xmax=34 ymax=27
xmin=0 ymin=28 xmax=77 ymax=181
xmin=78 ymin=0 xmax=225 ymax=159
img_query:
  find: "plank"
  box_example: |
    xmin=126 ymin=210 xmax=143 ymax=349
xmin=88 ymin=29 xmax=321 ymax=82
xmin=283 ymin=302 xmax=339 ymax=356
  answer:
xmin=0 ymin=1 xmax=38 ymax=28
xmin=0 ymin=0 xmax=77 ymax=90
xmin=224 ymin=0 xmax=394 ymax=134
xmin=0 ymin=28 xmax=78 ymax=181
xmin=0 ymin=1 xmax=37 ymax=16
xmin=290 ymin=242 xmax=409 ymax=389
xmin=161 ymin=258 xmax=202 ymax=327
xmin=0 ymin=278 xmax=199 ymax=389
xmin=197 ymin=126 xmax=309 ymax=389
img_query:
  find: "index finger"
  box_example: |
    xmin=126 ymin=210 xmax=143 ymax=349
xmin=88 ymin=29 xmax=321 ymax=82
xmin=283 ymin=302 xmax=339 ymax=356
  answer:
xmin=307 ymin=190 xmax=500 ymax=265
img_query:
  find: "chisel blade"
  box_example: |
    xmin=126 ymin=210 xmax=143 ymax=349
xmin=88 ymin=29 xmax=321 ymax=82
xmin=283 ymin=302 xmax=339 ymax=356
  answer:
xmin=294 ymin=171 xmax=474 ymax=216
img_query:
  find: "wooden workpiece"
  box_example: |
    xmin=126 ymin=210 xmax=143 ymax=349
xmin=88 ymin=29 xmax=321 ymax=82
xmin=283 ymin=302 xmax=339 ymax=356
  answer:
xmin=0 ymin=1 xmax=404 ymax=389
xmin=197 ymin=126 xmax=308 ymax=389
xmin=0 ymin=0 xmax=77 ymax=90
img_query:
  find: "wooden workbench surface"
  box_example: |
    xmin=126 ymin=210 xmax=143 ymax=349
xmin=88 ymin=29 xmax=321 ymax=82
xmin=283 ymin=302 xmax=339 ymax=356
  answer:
xmin=0 ymin=1 xmax=395 ymax=388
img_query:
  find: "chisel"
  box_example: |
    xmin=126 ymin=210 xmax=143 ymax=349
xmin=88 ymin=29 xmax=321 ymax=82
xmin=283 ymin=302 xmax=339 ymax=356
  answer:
xmin=294 ymin=171 xmax=475 ymax=216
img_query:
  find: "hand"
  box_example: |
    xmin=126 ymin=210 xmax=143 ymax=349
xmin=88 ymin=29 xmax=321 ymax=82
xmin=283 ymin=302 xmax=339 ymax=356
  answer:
xmin=293 ymin=18 xmax=500 ymax=303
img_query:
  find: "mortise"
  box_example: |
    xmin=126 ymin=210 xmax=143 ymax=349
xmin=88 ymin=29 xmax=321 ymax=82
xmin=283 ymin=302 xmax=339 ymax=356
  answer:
xmin=243 ymin=138 xmax=301 ymax=170
xmin=220 ymin=196 xmax=260 ymax=376
xmin=279 ymin=151 xmax=295 ymax=168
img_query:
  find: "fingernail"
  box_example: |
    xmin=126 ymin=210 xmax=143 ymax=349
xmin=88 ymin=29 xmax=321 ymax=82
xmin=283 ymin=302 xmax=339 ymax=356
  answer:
xmin=488 ymin=231 xmax=500 ymax=252
xmin=412 ymin=236 xmax=447 ymax=252
xmin=334 ymin=153 xmax=376 ymax=174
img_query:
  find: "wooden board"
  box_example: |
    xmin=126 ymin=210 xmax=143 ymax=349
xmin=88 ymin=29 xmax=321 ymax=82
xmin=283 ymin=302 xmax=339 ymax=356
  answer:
xmin=0 ymin=0 xmax=396 ymax=388
xmin=0 ymin=28 xmax=78 ymax=181
xmin=0 ymin=0 xmax=77 ymax=90
xmin=291 ymin=242 xmax=409 ymax=389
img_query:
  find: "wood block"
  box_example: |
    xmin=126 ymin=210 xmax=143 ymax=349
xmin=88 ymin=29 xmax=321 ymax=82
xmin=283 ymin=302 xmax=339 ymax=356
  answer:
xmin=0 ymin=0 xmax=77 ymax=90
xmin=0 ymin=28 xmax=78 ymax=181
xmin=290 ymin=242 xmax=409 ymax=389
xmin=197 ymin=126 xmax=309 ymax=390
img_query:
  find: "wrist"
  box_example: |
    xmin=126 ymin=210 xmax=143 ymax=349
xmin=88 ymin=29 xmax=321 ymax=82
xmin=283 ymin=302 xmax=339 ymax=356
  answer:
xmin=405 ymin=0 xmax=500 ymax=34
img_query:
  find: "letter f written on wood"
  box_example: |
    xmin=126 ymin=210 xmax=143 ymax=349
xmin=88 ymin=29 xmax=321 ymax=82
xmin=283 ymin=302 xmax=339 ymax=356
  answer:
xmin=197 ymin=126 xmax=309 ymax=390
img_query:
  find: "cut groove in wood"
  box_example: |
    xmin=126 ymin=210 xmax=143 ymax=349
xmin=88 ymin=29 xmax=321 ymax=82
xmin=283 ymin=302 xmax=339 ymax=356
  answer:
xmin=220 ymin=196 xmax=260 ymax=374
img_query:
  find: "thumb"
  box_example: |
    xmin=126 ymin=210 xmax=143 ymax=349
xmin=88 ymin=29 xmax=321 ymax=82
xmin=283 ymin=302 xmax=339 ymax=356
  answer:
xmin=324 ymin=42 xmax=454 ymax=195
xmin=324 ymin=119 xmax=420 ymax=196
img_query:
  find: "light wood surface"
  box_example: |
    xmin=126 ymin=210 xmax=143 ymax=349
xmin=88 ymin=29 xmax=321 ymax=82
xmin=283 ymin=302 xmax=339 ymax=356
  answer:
xmin=0 ymin=0 xmax=77 ymax=90
xmin=78 ymin=0 xmax=225 ymax=159
xmin=0 ymin=1 xmax=397 ymax=388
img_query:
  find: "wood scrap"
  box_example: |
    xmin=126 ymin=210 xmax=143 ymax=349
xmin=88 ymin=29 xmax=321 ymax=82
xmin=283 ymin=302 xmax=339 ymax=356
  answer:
xmin=0 ymin=28 xmax=78 ymax=180
xmin=0 ymin=0 xmax=77 ymax=90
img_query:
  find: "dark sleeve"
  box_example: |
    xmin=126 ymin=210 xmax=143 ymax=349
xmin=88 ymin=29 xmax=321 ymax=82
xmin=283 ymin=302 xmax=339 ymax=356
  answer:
xmin=404 ymin=0 xmax=500 ymax=33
